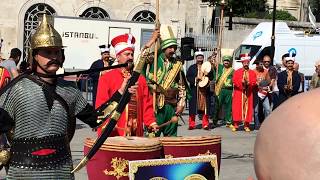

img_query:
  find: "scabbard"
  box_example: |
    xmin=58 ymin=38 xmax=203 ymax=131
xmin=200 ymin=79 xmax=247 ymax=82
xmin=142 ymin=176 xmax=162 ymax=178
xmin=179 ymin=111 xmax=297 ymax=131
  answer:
xmin=72 ymin=68 xmax=143 ymax=174
xmin=72 ymin=49 xmax=147 ymax=173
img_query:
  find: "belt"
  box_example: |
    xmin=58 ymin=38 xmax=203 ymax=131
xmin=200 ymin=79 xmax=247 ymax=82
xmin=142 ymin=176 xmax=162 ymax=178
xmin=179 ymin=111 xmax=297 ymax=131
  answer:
xmin=222 ymin=87 xmax=233 ymax=90
xmin=10 ymin=134 xmax=71 ymax=170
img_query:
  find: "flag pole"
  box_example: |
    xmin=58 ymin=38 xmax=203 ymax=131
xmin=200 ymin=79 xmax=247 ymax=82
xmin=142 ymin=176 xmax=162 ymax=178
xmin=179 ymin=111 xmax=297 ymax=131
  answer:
xmin=153 ymin=0 xmax=160 ymax=111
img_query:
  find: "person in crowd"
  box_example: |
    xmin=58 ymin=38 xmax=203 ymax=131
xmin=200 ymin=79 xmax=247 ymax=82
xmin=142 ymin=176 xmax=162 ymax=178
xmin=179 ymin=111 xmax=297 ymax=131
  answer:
xmin=293 ymin=62 xmax=304 ymax=93
xmin=89 ymin=44 xmax=112 ymax=105
xmin=276 ymin=53 xmax=301 ymax=107
xmin=254 ymin=89 xmax=320 ymax=180
xmin=262 ymin=55 xmax=277 ymax=109
xmin=95 ymin=32 xmax=160 ymax=137
xmin=0 ymin=14 xmax=135 ymax=179
xmin=145 ymin=25 xmax=187 ymax=136
xmin=208 ymin=49 xmax=218 ymax=121
xmin=213 ymin=55 xmax=234 ymax=128
xmin=0 ymin=48 xmax=21 ymax=79
xmin=280 ymin=53 xmax=287 ymax=72
xmin=253 ymin=59 xmax=271 ymax=129
xmin=18 ymin=60 xmax=31 ymax=73
xmin=0 ymin=66 xmax=10 ymax=89
xmin=232 ymin=53 xmax=257 ymax=132
xmin=309 ymin=60 xmax=320 ymax=90
xmin=186 ymin=49 xmax=211 ymax=130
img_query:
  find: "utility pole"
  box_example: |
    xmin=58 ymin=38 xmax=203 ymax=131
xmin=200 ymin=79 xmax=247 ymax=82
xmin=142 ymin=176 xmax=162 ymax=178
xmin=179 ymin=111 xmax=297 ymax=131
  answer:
xmin=271 ymin=0 xmax=276 ymax=64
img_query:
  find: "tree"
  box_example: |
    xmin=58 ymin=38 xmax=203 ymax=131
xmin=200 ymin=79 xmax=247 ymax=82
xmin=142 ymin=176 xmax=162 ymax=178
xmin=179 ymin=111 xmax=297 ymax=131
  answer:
xmin=265 ymin=10 xmax=297 ymax=21
xmin=202 ymin=0 xmax=268 ymax=18
xmin=228 ymin=0 xmax=268 ymax=17
xmin=309 ymin=0 xmax=320 ymax=22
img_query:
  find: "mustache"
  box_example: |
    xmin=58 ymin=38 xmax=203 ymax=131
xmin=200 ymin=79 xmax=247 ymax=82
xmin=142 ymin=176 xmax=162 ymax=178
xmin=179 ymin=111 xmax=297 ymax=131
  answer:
xmin=47 ymin=60 xmax=62 ymax=66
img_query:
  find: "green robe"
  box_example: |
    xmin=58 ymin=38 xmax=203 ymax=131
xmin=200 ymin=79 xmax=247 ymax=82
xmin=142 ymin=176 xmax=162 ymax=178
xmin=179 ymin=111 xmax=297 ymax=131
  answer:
xmin=145 ymin=53 xmax=189 ymax=136
xmin=213 ymin=64 xmax=234 ymax=124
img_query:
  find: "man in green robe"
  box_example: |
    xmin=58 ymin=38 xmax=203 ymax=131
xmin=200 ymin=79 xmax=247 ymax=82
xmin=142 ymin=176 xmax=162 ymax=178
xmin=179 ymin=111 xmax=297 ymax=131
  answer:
xmin=145 ymin=25 xmax=187 ymax=136
xmin=213 ymin=55 xmax=234 ymax=127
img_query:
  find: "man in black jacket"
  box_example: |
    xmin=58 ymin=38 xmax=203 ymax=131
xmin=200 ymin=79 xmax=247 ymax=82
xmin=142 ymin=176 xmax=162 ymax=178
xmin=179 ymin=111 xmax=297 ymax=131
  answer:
xmin=276 ymin=53 xmax=301 ymax=107
xmin=89 ymin=44 xmax=112 ymax=105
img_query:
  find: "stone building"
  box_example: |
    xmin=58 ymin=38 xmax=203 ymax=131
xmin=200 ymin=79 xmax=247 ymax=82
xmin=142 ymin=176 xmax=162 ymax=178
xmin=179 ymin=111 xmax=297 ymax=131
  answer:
xmin=0 ymin=0 xmax=216 ymax=62
xmin=266 ymin=0 xmax=309 ymax=21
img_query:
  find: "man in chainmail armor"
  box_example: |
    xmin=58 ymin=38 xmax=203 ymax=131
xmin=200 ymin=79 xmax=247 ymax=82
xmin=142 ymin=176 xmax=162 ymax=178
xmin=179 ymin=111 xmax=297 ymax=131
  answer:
xmin=0 ymin=14 xmax=132 ymax=179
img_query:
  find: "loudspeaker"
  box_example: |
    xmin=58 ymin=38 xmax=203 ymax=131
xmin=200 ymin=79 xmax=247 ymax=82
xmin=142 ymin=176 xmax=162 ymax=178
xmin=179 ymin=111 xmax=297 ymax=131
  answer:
xmin=181 ymin=37 xmax=194 ymax=61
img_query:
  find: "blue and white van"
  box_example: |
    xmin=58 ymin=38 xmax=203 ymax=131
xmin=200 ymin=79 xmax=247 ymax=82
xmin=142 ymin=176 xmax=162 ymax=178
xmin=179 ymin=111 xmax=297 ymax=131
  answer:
xmin=233 ymin=22 xmax=320 ymax=77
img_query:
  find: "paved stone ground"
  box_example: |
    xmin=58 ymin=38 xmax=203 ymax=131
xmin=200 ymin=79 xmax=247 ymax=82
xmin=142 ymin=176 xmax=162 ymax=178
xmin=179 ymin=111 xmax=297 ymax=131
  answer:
xmin=0 ymin=111 xmax=257 ymax=180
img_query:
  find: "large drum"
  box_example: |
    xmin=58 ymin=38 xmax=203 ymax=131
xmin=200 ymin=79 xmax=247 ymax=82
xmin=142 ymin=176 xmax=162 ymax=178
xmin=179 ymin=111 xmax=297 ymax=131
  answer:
xmin=84 ymin=136 xmax=162 ymax=180
xmin=159 ymin=135 xmax=222 ymax=171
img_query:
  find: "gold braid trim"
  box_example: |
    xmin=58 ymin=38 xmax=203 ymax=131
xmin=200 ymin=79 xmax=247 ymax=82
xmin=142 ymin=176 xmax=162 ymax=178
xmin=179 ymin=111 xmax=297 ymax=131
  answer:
xmin=215 ymin=67 xmax=233 ymax=95
xmin=157 ymin=61 xmax=182 ymax=109
xmin=161 ymin=61 xmax=182 ymax=90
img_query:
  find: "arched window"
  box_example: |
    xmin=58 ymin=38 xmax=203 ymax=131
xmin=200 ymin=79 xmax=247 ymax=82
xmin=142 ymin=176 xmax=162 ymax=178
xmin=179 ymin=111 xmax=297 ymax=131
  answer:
xmin=132 ymin=10 xmax=155 ymax=22
xmin=23 ymin=3 xmax=56 ymax=62
xmin=79 ymin=7 xmax=110 ymax=19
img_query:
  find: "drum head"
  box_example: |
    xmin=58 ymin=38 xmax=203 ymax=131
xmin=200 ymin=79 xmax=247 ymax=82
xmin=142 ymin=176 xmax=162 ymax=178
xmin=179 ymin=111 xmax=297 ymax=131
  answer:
xmin=105 ymin=136 xmax=160 ymax=147
xmin=199 ymin=77 xmax=209 ymax=87
xmin=85 ymin=136 xmax=161 ymax=151
xmin=201 ymin=61 xmax=212 ymax=74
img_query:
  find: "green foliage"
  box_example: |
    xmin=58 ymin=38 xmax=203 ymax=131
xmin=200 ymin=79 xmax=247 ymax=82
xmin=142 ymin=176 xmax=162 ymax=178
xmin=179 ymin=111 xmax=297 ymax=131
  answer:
xmin=201 ymin=0 xmax=268 ymax=16
xmin=243 ymin=12 xmax=267 ymax=19
xmin=227 ymin=0 xmax=268 ymax=17
xmin=265 ymin=10 xmax=297 ymax=21
xmin=203 ymin=0 xmax=297 ymax=21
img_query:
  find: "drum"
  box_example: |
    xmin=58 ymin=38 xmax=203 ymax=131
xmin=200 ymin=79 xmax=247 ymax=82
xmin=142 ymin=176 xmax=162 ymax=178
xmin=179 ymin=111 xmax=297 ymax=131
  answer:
xmin=159 ymin=135 xmax=221 ymax=171
xmin=84 ymin=136 xmax=162 ymax=180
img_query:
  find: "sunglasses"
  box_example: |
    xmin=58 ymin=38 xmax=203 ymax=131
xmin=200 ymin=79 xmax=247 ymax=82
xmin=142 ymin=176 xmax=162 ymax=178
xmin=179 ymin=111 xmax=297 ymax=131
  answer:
xmin=263 ymin=61 xmax=270 ymax=63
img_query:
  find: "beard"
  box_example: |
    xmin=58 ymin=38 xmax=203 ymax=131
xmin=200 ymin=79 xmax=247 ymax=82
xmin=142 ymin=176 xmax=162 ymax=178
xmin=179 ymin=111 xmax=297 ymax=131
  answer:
xmin=197 ymin=60 xmax=203 ymax=65
xmin=126 ymin=59 xmax=134 ymax=71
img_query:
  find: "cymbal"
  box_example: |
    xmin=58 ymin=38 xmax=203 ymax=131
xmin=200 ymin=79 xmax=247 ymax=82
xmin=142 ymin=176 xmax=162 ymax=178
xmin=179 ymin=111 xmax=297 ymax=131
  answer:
xmin=199 ymin=76 xmax=209 ymax=87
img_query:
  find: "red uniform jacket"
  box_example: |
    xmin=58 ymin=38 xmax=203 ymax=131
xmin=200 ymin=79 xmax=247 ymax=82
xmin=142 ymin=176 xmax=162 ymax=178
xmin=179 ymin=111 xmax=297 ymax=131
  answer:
xmin=232 ymin=68 xmax=257 ymax=123
xmin=95 ymin=69 xmax=156 ymax=136
xmin=0 ymin=67 xmax=10 ymax=88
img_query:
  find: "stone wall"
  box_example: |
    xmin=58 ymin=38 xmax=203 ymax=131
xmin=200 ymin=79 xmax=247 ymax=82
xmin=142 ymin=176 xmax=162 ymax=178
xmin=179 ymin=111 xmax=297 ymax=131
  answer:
xmin=266 ymin=0 xmax=303 ymax=20
xmin=0 ymin=0 xmax=314 ymax=59
xmin=0 ymin=0 xmax=197 ymax=58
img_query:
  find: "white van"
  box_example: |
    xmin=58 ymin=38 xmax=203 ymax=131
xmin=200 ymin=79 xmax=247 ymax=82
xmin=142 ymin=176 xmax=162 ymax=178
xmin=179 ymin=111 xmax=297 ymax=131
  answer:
xmin=233 ymin=22 xmax=320 ymax=77
xmin=54 ymin=16 xmax=155 ymax=70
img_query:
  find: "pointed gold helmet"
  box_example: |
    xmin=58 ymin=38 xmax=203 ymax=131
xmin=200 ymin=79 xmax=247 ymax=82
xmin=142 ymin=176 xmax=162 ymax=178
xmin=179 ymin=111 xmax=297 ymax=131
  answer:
xmin=31 ymin=14 xmax=63 ymax=49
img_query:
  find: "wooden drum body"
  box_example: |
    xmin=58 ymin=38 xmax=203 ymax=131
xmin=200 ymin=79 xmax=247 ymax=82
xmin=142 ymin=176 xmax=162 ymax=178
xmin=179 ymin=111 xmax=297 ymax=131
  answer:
xmin=84 ymin=136 xmax=162 ymax=180
xmin=160 ymin=135 xmax=222 ymax=171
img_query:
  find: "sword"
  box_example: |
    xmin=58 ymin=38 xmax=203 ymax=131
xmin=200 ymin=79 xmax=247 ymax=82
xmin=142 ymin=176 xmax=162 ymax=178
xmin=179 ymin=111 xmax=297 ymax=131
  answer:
xmin=34 ymin=63 xmax=128 ymax=78
xmin=71 ymin=53 xmax=146 ymax=173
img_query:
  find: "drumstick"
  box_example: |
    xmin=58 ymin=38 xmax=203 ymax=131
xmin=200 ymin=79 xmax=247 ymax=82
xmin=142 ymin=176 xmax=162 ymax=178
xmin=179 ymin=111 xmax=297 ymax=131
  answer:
xmin=147 ymin=117 xmax=179 ymax=138
xmin=157 ymin=116 xmax=179 ymax=129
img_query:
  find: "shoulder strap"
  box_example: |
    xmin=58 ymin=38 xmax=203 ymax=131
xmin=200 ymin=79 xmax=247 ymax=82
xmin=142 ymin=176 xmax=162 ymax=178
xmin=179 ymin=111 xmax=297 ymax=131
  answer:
xmin=0 ymin=73 xmax=30 ymax=96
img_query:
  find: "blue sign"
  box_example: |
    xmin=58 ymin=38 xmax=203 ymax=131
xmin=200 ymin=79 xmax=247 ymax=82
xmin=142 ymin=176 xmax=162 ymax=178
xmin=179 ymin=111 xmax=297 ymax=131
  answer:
xmin=253 ymin=31 xmax=263 ymax=41
xmin=288 ymin=48 xmax=297 ymax=56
